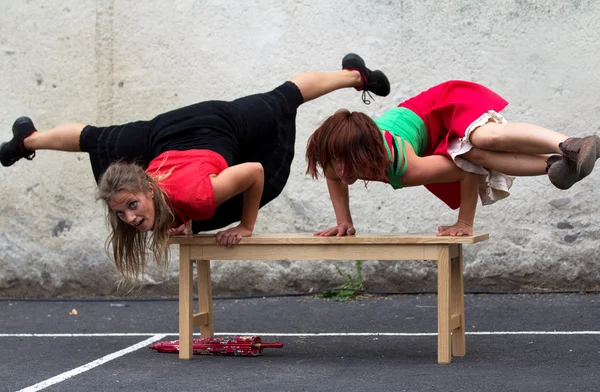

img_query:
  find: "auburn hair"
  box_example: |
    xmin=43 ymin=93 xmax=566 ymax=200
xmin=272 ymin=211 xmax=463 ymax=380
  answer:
xmin=305 ymin=109 xmax=388 ymax=181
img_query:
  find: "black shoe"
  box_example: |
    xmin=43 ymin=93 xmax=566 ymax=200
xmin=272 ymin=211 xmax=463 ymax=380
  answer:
xmin=342 ymin=53 xmax=390 ymax=104
xmin=0 ymin=117 xmax=37 ymax=167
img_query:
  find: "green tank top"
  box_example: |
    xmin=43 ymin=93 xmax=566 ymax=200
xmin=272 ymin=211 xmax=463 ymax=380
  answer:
xmin=374 ymin=107 xmax=427 ymax=189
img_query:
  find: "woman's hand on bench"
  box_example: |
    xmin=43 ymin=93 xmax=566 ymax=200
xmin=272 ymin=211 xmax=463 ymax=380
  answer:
xmin=169 ymin=221 xmax=193 ymax=237
xmin=437 ymin=221 xmax=473 ymax=236
xmin=215 ymin=224 xmax=253 ymax=247
xmin=314 ymin=221 xmax=356 ymax=237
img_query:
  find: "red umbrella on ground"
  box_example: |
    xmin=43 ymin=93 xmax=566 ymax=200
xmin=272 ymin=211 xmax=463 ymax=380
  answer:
xmin=149 ymin=335 xmax=283 ymax=356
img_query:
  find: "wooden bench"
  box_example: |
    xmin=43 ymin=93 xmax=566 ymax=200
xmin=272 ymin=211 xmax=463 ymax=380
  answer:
xmin=168 ymin=233 xmax=489 ymax=364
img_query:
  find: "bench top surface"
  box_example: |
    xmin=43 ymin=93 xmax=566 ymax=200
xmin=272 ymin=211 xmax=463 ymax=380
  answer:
xmin=169 ymin=233 xmax=489 ymax=245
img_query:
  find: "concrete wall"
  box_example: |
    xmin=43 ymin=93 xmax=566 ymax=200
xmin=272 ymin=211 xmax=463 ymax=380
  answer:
xmin=1 ymin=0 xmax=599 ymax=297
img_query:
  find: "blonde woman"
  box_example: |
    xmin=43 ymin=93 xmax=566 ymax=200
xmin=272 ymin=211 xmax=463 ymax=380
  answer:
xmin=1 ymin=53 xmax=390 ymax=278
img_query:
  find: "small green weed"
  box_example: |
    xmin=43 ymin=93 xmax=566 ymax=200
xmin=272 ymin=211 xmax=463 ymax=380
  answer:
xmin=319 ymin=260 xmax=364 ymax=302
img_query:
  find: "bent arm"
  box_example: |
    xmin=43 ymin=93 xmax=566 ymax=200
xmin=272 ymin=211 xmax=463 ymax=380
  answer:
xmin=210 ymin=162 xmax=264 ymax=231
xmin=401 ymin=154 xmax=467 ymax=187
xmin=400 ymin=152 xmax=480 ymax=235
xmin=437 ymin=170 xmax=480 ymax=236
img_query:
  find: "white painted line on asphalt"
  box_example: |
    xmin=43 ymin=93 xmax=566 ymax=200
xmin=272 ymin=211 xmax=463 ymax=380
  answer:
xmin=469 ymin=331 xmax=600 ymax=335
xmin=1 ymin=333 xmax=160 ymax=337
xmin=15 ymin=334 xmax=167 ymax=392
xmin=2 ymin=331 xmax=600 ymax=338
xmin=219 ymin=331 xmax=600 ymax=336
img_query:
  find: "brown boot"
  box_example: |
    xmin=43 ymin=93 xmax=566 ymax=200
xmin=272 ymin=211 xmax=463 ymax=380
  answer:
xmin=545 ymin=154 xmax=562 ymax=173
xmin=548 ymin=157 xmax=578 ymax=190
xmin=548 ymin=136 xmax=600 ymax=190
xmin=560 ymin=136 xmax=600 ymax=177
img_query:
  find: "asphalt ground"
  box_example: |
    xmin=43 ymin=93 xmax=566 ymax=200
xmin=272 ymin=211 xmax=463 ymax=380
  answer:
xmin=1 ymin=293 xmax=600 ymax=392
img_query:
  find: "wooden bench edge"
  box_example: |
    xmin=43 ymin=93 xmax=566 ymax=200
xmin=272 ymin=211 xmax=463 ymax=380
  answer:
xmin=169 ymin=232 xmax=490 ymax=245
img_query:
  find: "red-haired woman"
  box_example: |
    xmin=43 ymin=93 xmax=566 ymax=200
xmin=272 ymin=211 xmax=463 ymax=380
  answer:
xmin=306 ymin=80 xmax=600 ymax=236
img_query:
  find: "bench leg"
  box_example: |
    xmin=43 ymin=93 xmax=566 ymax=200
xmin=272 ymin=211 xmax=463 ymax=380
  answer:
xmin=197 ymin=260 xmax=214 ymax=338
xmin=437 ymin=245 xmax=452 ymax=364
xmin=451 ymin=244 xmax=466 ymax=356
xmin=178 ymin=245 xmax=194 ymax=360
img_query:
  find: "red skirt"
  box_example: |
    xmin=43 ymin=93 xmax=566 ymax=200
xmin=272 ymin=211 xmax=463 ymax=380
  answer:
xmin=399 ymin=80 xmax=509 ymax=209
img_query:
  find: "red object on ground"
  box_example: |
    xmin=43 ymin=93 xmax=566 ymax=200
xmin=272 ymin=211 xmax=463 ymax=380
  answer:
xmin=149 ymin=335 xmax=283 ymax=356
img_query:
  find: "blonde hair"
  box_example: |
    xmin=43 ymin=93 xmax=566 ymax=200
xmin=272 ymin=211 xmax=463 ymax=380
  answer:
xmin=97 ymin=161 xmax=175 ymax=280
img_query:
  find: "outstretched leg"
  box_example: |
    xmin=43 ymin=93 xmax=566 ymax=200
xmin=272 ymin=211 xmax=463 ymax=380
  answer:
xmin=290 ymin=53 xmax=390 ymax=104
xmin=24 ymin=123 xmax=85 ymax=152
xmin=290 ymin=70 xmax=362 ymax=103
xmin=461 ymin=147 xmax=548 ymax=176
xmin=469 ymin=122 xmax=567 ymax=155
xmin=469 ymin=121 xmax=600 ymax=189
xmin=0 ymin=117 xmax=85 ymax=167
